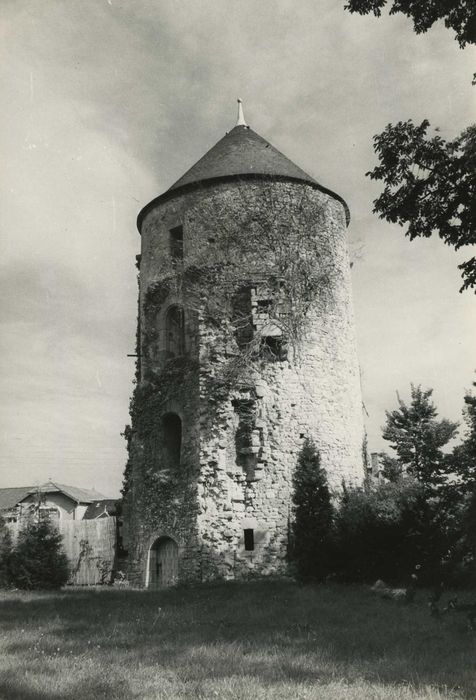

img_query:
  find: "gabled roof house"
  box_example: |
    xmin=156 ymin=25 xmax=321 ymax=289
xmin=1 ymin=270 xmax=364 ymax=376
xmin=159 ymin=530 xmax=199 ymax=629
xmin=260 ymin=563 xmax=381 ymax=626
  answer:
xmin=0 ymin=481 xmax=111 ymax=522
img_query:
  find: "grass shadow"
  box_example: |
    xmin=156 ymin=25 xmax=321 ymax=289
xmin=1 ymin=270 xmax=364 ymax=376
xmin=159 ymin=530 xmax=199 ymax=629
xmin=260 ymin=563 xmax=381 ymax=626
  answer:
xmin=0 ymin=581 xmax=474 ymax=699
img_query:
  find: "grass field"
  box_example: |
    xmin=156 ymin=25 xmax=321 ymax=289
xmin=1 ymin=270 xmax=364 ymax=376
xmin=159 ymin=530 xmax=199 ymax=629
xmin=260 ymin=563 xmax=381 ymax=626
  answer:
xmin=0 ymin=580 xmax=474 ymax=700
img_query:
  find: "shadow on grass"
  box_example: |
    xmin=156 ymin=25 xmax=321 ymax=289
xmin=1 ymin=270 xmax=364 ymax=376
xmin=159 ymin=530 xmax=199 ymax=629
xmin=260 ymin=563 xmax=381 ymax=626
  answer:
xmin=0 ymin=672 xmax=131 ymax=700
xmin=0 ymin=580 xmax=474 ymax=699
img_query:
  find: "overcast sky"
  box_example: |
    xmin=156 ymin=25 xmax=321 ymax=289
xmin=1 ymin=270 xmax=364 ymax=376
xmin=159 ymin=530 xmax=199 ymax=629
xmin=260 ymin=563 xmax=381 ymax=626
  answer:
xmin=1 ymin=1 xmax=475 ymax=497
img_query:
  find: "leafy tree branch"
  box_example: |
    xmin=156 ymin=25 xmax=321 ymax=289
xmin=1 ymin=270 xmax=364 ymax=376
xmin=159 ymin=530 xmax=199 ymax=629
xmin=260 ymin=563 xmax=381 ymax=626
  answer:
xmin=345 ymin=1 xmax=476 ymax=48
xmin=367 ymin=121 xmax=476 ymax=290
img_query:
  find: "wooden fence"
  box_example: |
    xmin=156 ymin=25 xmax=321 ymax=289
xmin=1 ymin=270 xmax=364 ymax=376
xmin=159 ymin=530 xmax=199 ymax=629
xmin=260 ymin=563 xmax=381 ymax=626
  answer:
xmin=7 ymin=517 xmax=117 ymax=586
xmin=61 ymin=517 xmax=117 ymax=585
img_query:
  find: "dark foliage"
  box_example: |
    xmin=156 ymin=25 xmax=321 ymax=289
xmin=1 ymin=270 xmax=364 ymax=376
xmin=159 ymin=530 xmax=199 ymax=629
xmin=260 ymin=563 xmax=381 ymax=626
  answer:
xmin=450 ymin=380 xmax=476 ymax=485
xmin=463 ymin=488 xmax=476 ymax=560
xmin=0 ymin=517 xmax=12 ymax=588
xmin=333 ymin=480 xmax=420 ymax=583
xmin=379 ymin=453 xmax=403 ymax=482
xmin=333 ymin=479 xmax=467 ymax=585
xmin=289 ymin=438 xmax=335 ymax=581
xmin=330 ymin=381 xmax=476 ymax=586
xmin=8 ymin=518 xmax=69 ymax=590
xmin=366 ymin=121 xmax=476 ymax=291
xmin=120 ymin=424 xmax=134 ymax=500
xmin=345 ymin=0 xmax=476 ymax=48
xmin=449 ymin=382 xmax=476 ymax=581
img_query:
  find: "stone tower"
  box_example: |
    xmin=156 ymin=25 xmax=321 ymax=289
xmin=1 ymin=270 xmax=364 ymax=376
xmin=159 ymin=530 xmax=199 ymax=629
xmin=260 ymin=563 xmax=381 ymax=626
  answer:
xmin=123 ymin=102 xmax=365 ymax=587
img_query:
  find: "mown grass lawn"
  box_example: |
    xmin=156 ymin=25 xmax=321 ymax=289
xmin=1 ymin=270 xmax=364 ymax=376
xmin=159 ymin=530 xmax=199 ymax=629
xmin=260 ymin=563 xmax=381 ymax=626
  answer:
xmin=0 ymin=580 xmax=474 ymax=700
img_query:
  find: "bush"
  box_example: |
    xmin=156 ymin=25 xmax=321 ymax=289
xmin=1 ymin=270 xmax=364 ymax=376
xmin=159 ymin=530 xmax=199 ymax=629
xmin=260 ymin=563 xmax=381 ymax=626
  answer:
xmin=8 ymin=518 xmax=69 ymax=590
xmin=333 ymin=480 xmax=422 ymax=583
xmin=333 ymin=478 xmax=468 ymax=585
xmin=0 ymin=517 xmax=12 ymax=588
xmin=448 ymin=485 xmax=476 ymax=584
xmin=289 ymin=438 xmax=335 ymax=582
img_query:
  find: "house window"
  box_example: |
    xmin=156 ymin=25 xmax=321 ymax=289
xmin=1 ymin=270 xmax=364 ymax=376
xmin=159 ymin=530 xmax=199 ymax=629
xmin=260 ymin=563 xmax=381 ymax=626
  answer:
xmin=39 ymin=507 xmax=60 ymax=521
xmin=165 ymin=305 xmax=185 ymax=358
xmin=244 ymin=528 xmax=254 ymax=551
xmin=169 ymin=226 xmax=183 ymax=259
xmin=162 ymin=413 xmax=182 ymax=469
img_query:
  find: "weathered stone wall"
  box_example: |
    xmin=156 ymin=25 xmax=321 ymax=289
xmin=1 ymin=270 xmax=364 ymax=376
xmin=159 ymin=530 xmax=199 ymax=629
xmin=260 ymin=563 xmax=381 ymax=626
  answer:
xmin=124 ymin=178 xmax=365 ymax=586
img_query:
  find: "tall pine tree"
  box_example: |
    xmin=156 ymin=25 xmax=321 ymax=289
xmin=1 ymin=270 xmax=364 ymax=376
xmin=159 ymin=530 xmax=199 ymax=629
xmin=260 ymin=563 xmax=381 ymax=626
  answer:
xmin=290 ymin=438 xmax=334 ymax=581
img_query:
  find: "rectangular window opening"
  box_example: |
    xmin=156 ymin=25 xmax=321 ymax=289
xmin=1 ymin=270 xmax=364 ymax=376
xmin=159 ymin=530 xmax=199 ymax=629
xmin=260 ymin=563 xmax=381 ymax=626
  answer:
xmin=256 ymin=299 xmax=272 ymax=312
xmin=260 ymin=335 xmax=286 ymax=361
xmin=244 ymin=528 xmax=254 ymax=551
xmin=169 ymin=226 xmax=184 ymax=259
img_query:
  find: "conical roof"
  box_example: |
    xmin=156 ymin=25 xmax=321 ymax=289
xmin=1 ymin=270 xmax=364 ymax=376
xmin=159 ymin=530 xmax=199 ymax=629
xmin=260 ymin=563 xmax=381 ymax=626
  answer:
xmin=168 ymin=125 xmax=318 ymax=192
xmin=137 ymin=117 xmax=349 ymax=229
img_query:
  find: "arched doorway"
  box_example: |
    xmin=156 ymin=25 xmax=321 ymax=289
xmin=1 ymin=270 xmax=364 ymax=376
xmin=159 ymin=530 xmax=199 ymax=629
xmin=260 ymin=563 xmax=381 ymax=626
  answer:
xmin=148 ymin=537 xmax=178 ymax=588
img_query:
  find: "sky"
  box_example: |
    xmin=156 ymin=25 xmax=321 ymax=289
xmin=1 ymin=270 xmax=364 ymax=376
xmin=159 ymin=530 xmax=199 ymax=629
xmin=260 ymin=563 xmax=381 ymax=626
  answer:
xmin=0 ymin=0 xmax=474 ymax=497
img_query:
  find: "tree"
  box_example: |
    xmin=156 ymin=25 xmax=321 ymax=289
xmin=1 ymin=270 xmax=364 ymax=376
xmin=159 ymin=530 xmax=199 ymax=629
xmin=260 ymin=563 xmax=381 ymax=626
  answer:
xmin=290 ymin=438 xmax=335 ymax=581
xmin=379 ymin=452 xmax=403 ymax=482
xmin=0 ymin=516 xmax=12 ymax=588
xmin=344 ymin=1 xmax=476 ymax=291
xmin=366 ymin=121 xmax=476 ymax=291
xmin=8 ymin=518 xmax=69 ymax=590
xmin=442 ymin=381 xmax=476 ymax=582
xmin=345 ymin=1 xmax=476 ymax=48
xmin=382 ymin=384 xmax=458 ymax=487
xmin=334 ymin=478 xmax=433 ymax=582
xmin=451 ymin=380 xmax=476 ymax=484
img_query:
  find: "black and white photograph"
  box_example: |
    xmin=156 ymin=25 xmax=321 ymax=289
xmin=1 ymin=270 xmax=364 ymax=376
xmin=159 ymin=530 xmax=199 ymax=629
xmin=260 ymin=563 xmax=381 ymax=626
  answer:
xmin=0 ymin=1 xmax=475 ymax=698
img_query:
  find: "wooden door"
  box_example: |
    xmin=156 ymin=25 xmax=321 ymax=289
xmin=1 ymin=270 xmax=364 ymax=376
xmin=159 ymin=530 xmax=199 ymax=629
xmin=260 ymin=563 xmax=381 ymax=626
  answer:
xmin=149 ymin=538 xmax=178 ymax=588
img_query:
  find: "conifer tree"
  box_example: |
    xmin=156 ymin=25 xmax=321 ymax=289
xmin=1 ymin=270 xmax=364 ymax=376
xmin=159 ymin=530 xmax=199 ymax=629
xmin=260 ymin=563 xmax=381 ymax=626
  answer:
xmin=9 ymin=518 xmax=69 ymax=590
xmin=290 ymin=438 xmax=334 ymax=581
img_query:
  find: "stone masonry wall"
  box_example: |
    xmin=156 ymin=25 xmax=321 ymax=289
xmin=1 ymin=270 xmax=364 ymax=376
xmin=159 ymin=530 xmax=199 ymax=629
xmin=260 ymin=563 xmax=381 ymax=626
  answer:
xmin=124 ymin=178 xmax=365 ymax=586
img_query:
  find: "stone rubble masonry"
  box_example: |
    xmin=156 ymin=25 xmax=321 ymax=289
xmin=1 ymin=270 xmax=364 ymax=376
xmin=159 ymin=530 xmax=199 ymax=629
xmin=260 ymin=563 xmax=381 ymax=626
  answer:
xmin=123 ymin=179 xmax=365 ymax=587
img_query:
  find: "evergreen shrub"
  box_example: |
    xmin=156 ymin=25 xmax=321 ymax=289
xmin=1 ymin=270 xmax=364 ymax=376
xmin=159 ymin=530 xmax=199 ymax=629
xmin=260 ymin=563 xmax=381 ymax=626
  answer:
xmin=8 ymin=518 xmax=69 ymax=590
xmin=289 ymin=438 xmax=335 ymax=582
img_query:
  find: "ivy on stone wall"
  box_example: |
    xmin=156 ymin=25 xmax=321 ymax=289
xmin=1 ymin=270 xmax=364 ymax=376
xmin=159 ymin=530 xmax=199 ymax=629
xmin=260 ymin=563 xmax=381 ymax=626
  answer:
xmin=149 ymin=180 xmax=338 ymax=388
xmin=122 ymin=180 xmax=345 ymax=520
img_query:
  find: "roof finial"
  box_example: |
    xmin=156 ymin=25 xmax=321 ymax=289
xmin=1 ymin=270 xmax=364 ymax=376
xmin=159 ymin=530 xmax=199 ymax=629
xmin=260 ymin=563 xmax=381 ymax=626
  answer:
xmin=236 ymin=98 xmax=248 ymax=127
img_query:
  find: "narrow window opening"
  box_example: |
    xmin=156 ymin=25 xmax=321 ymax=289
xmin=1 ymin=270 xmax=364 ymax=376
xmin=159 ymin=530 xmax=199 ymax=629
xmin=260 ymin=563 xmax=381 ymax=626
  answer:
xmin=233 ymin=398 xmax=255 ymax=454
xmin=232 ymin=285 xmax=253 ymax=349
xmin=244 ymin=528 xmax=254 ymax=551
xmin=169 ymin=226 xmax=183 ymax=259
xmin=162 ymin=413 xmax=182 ymax=469
xmin=165 ymin=305 xmax=185 ymax=358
